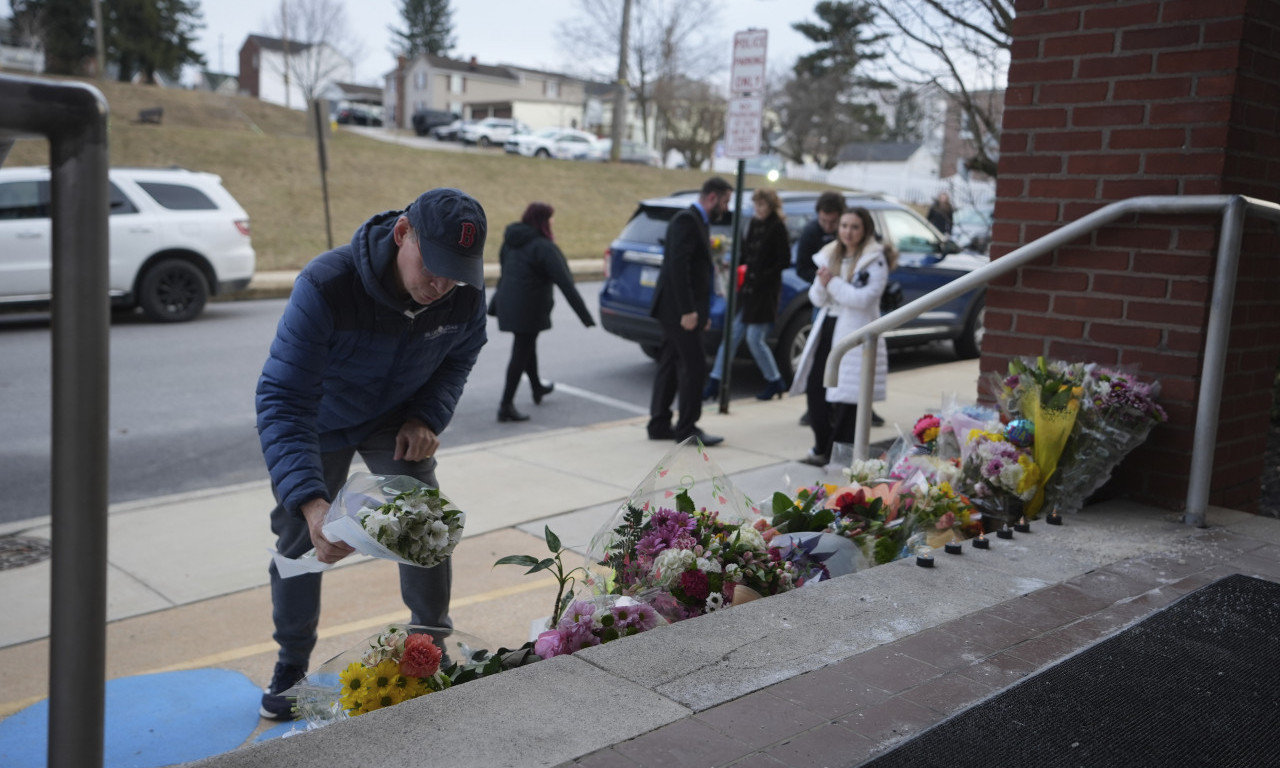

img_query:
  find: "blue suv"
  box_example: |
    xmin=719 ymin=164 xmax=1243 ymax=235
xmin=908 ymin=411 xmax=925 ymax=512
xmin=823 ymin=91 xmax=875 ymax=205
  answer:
xmin=598 ymin=190 xmax=988 ymax=382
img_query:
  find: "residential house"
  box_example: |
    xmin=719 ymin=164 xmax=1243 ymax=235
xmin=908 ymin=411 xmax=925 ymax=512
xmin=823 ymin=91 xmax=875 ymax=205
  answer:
xmin=195 ymin=71 xmax=239 ymax=96
xmin=384 ymin=53 xmax=635 ymax=138
xmin=322 ymin=81 xmax=383 ymax=121
xmin=827 ymin=141 xmax=941 ymax=203
xmin=0 ymin=16 xmax=43 ymax=73
xmin=239 ymin=34 xmax=354 ymax=110
xmin=939 ymin=88 xmax=1004 ymax=180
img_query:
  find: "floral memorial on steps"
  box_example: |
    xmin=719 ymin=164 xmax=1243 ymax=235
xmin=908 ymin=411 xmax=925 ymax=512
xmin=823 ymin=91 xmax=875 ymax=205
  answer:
xmin=278 ymin=356 xmax=1166 ymax=728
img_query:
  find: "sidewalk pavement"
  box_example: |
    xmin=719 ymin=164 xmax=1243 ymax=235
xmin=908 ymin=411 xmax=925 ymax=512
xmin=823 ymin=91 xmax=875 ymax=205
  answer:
xmin=4 ymin=356 xmax=1279 ymax=768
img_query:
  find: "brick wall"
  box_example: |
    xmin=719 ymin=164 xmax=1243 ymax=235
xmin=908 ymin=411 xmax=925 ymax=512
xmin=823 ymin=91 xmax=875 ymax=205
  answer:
xmin=987 ymin=0 xmax=1280 ymax=513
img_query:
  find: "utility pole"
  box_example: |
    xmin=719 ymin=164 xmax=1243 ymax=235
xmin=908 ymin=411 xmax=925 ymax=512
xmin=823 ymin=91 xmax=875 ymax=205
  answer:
xmin=609 ymin=0 xmax=632 ymax=163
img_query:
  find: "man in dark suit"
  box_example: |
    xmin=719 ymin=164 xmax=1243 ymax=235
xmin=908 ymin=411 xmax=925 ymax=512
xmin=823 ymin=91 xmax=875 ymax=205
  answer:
xmin=647 ymin=177 xmax=733 ymax=446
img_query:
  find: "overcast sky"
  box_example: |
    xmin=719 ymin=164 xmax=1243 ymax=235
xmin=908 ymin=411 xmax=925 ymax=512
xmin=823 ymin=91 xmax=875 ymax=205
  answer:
xmin=194 ymin=0 xmax=816 ymax=86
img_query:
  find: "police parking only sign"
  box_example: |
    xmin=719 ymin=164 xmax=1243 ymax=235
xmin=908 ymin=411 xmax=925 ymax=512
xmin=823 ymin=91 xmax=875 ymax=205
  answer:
xmin=730 ymin=29 xmax=768 ymax=94
xmin=725 ymin=29 xmax=767 ymax=159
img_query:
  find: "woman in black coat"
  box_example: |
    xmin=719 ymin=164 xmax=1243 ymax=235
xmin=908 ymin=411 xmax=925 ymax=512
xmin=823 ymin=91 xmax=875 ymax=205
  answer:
xmin=705 ymin=187 xmax=792 ymax=401
xmin=493 ymin=202 xmax=595 ymax=422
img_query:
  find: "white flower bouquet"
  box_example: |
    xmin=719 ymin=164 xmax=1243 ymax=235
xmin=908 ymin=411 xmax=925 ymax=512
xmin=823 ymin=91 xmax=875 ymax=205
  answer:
xmin=273 ymin=472 xmax=465 ymax=577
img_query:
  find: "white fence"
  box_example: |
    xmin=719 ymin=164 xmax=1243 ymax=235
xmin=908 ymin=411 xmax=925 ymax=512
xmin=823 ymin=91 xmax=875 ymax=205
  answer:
xmin=785 ymin=161 xmax=994 ymax=209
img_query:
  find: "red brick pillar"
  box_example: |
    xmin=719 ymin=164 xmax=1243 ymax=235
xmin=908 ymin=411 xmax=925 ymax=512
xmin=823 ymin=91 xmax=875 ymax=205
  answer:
xmin=986 ymin=0 xmax=1280 ymax=513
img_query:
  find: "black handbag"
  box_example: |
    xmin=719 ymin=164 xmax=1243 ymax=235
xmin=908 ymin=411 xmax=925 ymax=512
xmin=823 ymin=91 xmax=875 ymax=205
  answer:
xmin=487 ymin=289 xmax=498 ymax=317
xmin=880 ymin=281 xmax=904 ymax=314
xmin=856 ymin=267 xmax=904 ymax=315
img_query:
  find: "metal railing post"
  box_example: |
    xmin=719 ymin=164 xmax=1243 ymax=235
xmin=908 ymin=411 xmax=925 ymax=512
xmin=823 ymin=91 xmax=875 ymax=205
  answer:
xmin=852 ymin=336 xmax=877 ymax=460
xmin=1184 ymin=197 xmax=1247 ymax=527
xmin=0 ymin=73 xmax=111 ymax=768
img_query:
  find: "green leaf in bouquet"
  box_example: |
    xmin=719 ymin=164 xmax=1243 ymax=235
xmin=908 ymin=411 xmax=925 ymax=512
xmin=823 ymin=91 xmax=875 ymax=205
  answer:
xmin=544 ymin=525 xmax=562 ymax=553
xmin=772 ymin=491 xmax=795 ymax=517
xmin=493 ymin=554 xmax=542 ymax=568
xmin=872 ymin=534 xmax=900 ymax=565
xmin=675 ymin=489 xmax=695 ymax=514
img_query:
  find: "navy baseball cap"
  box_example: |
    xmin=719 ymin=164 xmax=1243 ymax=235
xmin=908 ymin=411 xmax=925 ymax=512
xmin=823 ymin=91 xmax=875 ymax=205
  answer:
xmin=406 ymin=188 xmax=487 ymax=287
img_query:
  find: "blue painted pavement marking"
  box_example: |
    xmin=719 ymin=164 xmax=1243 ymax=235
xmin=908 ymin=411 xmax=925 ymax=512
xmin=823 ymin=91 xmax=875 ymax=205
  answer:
xmin=0 ymin=669 xmax=261 ymax=768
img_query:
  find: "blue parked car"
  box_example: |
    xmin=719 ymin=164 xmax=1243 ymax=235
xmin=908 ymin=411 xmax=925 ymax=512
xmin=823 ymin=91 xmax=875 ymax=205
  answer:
xmin=598 ymin=190 xmax=988 ymax=382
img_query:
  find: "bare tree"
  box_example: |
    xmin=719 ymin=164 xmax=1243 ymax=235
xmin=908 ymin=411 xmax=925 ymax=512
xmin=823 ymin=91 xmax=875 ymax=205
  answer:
xmin=558 ymin=0 xmax=725 ymax=144
xmin=656 ymin=76 xmax=725 ymax=170
xmin=868 ymin=0 xmax=1011 ymax=177
xmin=265 ymin=0 xmax=363 ymax=107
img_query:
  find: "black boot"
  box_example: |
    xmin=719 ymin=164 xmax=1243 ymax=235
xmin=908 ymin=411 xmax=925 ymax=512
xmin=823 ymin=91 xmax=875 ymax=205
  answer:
xmin=532 ymin=381 xmax=555 ymax=405
xmin=702 ymin=378 xmax=720 ymax=401
xmin=755 ymin=378 xmax=786 ymax=400
xmin=497 ymin=402 xmax=530 ymax=422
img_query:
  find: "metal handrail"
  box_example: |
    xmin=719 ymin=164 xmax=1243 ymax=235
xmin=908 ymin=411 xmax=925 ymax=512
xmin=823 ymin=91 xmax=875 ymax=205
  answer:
xmin=1 ymin=74 xmax=111 ymax=768
xmin=823 ymin=194 xmax=1280 ymax=527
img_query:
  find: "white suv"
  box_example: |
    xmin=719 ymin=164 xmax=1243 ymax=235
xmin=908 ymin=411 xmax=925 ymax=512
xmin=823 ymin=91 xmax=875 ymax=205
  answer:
xmin=0 ymin=166 xmax=255 ymax=322
xmin=504 ymin=127 xmax=598 ymax=159
xmin=459 ymin=118 xmax=529 ymax=147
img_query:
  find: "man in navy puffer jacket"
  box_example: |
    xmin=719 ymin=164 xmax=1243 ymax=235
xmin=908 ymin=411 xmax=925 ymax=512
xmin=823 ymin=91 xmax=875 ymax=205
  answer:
xmin=255 ymin=188 xmax=488 ymax=719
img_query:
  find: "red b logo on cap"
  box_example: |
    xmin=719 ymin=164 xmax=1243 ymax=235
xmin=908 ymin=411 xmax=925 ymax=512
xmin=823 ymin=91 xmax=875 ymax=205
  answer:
xmin=458 ymin=222 xmax=477 ymax=248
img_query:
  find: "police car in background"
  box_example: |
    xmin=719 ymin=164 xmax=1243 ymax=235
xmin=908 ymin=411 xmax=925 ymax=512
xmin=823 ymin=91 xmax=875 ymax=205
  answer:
xmin=597 ymin=190 xmax=988 ymax=381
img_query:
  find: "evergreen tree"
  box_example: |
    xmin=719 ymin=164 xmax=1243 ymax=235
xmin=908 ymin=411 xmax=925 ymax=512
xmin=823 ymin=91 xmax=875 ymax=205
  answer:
xmin=14 ymin=0 xmax=93 ymax=75
xmin=779 ymin=1 xmax=892 ymax=168
xmin=390 ymin=0 xmax=454 ymax=57
xmin=105 ymin=0 xmax=205 ymax=83
xmin=886 ymin=88 xmax=926 ymax=143
xmin=792 ymin=0 xmax=888 ymax=82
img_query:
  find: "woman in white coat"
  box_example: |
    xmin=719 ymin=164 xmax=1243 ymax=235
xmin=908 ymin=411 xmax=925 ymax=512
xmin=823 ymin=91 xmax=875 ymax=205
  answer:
xmin=792 ymin=207 xmax=897 ymax=466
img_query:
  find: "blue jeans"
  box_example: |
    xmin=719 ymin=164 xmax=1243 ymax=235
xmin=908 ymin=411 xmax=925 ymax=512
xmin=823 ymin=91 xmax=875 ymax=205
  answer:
xmin=268 ymin=415 xmax=452 ymax=668
xmin=711 ymin=311 xmax=782 ymax=383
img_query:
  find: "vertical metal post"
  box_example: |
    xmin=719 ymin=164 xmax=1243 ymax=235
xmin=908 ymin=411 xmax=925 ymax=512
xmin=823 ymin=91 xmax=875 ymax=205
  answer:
xmin=852 ymin=337 xmax=877 ymax=461
xmin=0 ymin=73 xmax=111 ymax=768
xmin=1184 ymin=196 xmax=1246 ymax=527
xmin=718 ymin=161 xmax=746 ymax=413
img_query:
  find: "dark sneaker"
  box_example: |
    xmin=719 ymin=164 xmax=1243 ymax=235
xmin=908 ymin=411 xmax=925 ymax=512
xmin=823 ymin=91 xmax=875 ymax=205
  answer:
xmin=259 ymin=661 xmax=306 ymax=720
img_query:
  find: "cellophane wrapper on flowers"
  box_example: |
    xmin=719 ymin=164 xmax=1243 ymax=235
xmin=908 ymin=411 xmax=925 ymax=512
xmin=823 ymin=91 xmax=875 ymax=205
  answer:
xmin=938 ymin=397 xmax=1003 ymax=468
xmin=897 ymin=473 xmax=982 ymax=546
xmin=274 ymin=473 xmax=465 ymax=578
xmin=761 ymin=484 xmax=871 ymax=583
xmin=531 ymin=595 xmax=668 ymax=659
xmin=988 ymin=357 xmax=1085 ymax=518
xmin=959 ymin=427 xmax=1041 ymax=526
xmin=769 ymin=480 xmax=914 ymax=567
xmin=587 ymin=439 xmax=795 ymax=622
xmin=285 ymin=625 xmax=503 ymax=728
xmin=1042 ymin=367 xmax=1167 ymax=514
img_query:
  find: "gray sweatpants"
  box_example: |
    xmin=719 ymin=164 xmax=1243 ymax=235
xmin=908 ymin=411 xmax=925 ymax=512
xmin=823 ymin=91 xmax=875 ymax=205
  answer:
xmin=267 ymin=418 xmax=452 ymax=668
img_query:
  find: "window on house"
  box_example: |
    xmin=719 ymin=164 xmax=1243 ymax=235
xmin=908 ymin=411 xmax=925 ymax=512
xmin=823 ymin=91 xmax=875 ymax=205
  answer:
xmin=450 ymin=74 xmax=463 ymax=94
xmin=545 ymin=80 xmax=559 ymax=98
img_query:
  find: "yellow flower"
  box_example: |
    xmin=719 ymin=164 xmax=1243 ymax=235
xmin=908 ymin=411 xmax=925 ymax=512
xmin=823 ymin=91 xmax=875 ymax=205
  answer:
xmin=338 ymin=661 xmax=373 ymax=715
xmin=1016 ymin=455 xmax=1042 ymax=495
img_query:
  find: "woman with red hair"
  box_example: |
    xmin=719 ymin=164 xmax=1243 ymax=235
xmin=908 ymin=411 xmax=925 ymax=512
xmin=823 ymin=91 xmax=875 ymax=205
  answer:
xmin=491 ymin=202 xmax=595 ymax=422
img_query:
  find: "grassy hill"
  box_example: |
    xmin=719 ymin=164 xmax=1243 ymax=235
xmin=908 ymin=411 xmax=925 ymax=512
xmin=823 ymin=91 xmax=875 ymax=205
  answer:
xmin=3 ymin=77 xmax=828 ymax=270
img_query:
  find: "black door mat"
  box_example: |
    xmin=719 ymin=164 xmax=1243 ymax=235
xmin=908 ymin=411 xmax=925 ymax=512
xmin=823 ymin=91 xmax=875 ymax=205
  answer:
xmin=859 ymin=574 xmax=1280 ymax=768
